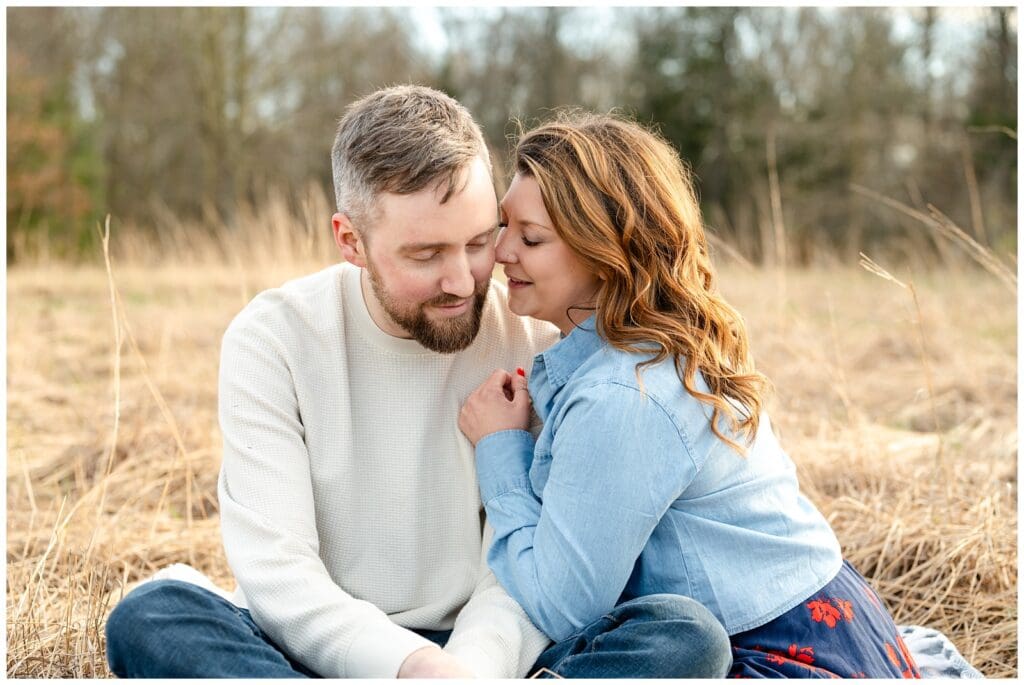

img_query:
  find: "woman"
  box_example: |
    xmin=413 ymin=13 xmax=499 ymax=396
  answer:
xmin=459 ymin=112 xmax=919 ymax=679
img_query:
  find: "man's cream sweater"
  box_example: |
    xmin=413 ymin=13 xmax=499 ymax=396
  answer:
xmin=216 ymin=263 xmax=559 ymax=678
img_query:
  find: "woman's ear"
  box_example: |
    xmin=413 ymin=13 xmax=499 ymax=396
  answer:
xmin=332 ymin=212 xmax=367 ymax=268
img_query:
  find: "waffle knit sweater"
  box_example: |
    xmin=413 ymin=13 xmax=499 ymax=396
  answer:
xmin=217 ymin=263 xmax=560 ymax=678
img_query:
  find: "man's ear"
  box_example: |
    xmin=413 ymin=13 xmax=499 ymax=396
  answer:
xmin=332 ymin=212 xmax=367 ymax=268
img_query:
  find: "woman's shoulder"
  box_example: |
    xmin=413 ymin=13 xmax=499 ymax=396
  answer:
xmin=581 ymin=342 xmax=689 ymax=389
xmin=570 ymin=343 xmax=724 ymax=438
xmin=567 ymin=344 xmax=694 ymax=415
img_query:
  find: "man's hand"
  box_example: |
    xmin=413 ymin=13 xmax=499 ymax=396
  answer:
xmin=398 ymin=646 xmax=476 ymax=678
xmin=459 ymin=368 xmax=531 ymax=446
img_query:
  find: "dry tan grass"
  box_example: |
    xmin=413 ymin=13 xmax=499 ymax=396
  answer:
xmin=6 ymin=210 xmax=1017 ymax=677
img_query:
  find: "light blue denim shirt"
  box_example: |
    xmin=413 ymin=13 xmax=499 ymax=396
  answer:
xmin=475 ymin=320 xmax=843 ymax=642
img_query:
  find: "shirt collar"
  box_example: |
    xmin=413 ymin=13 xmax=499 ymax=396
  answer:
xmin=536 ymin=317 xmax=605 ymax=390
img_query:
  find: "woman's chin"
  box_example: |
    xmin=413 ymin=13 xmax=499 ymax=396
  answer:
xmin=506 ymin=296 xmax=526 ymax=317
xmin=510 ymin=303 xmax=544 ymax=325
xmin=506 ymin=294 xmax=554 ymax=326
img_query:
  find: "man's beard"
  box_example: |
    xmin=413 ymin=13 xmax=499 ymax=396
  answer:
xmin=367 ymin=266 xmax=490 ymax=353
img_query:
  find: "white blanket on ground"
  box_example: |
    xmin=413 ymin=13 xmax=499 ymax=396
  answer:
xmin=139 ymin=564 xmax=985 ymax=678
xmin=898 ymin=625 xmax=983 ymax=679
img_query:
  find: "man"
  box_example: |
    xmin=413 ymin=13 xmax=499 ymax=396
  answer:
xmin=104 ymin=85 xmax=731 ymax=679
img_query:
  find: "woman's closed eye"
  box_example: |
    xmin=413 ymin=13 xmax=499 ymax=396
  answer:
xmin=499 ymin=216 xmax=540 ymax=247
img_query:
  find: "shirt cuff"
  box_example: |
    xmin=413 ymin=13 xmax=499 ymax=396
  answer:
xmin=475 ymin=429 xmax=535 ymax=503
xmin=343 ymin=618 xmax=437 ymax=678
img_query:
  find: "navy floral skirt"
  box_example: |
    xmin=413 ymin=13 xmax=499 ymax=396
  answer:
xmin=729 ymin=560 xmax=920 ymax=678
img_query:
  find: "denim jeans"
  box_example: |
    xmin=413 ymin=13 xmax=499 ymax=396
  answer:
xmin=529 ymin=593 xmax=731 ymax=678
xmin=106 ymin=580 xmax=731 ymax=678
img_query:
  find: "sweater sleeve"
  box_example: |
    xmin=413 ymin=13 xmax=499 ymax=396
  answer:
xmin=217 ymin=317 xmax=434 ymax=678
xmin=442 ymin=521 xmax=551 ymax=677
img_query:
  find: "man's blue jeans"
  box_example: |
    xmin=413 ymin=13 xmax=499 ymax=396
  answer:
xmin=105 ymin=580 xmax=732 ymax=678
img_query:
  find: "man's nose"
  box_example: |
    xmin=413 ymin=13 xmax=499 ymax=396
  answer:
xmin=440 ymin=254 xmax=475 ymax=298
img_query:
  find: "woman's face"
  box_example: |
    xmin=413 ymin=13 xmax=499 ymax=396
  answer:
xmin=496 ymin=173 xmax=601 ymax=334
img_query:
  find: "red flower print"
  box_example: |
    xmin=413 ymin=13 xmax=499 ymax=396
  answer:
xmin=885 ymin=643 xmax=902 ymax=669
xmin=786 ymin=644 xmax=816 ymax=664
xmin=747 ymin=645 xmax=840 ymax=678
xmin=807 ymin=599 xmax=842 ymax=628
xmin=834 ymin=598 xmax=854 ymax=621
xmin=895 ymin=635 xmax=921 ymax=679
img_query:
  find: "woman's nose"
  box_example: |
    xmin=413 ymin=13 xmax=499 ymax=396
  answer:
xmin=495 ymin=228 xmax=517 ymax=264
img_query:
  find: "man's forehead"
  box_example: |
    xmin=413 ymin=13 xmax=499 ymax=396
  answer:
xmin=396 ymin=221 xmax=500 ymax=252
xmin=365 ymin=157 xmax=498 ymax=246
xmin=377 ymin=157 xmax=495 ymax=211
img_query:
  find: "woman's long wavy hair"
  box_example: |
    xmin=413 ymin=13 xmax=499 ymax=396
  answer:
xmin=513 ymin=111 xmax=770 ymax=454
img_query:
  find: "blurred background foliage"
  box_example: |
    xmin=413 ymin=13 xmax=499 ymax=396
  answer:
xmin=6 ymin=6 xmax=1017 ymax=264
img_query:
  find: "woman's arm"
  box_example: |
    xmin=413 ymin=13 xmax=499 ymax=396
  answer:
xmin=473 ymin=381 xmax=700 ymax=642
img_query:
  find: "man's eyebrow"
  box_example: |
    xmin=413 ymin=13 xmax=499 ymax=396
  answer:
xmin=399 ymin=223 xmax=500 ymax=253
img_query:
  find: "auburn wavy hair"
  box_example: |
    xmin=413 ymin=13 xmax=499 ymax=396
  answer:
xmin=513 ymin=111 xmax=771 ymax=454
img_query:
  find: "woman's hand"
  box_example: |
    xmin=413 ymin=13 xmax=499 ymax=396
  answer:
xmin=459 ymin=368 xmax=531 ymax=446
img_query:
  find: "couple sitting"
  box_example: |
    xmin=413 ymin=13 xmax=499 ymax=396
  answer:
xmin=105 ymin=85 xmax=917 ymax=679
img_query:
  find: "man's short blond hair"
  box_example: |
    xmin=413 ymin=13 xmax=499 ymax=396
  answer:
xmin=331 ymin=84 xmax=491 ymax=228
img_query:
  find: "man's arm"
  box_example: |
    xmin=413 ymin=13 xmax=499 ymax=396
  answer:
xmin=442 ymin=521 xmax=552 ymax=678
xmin=217 ymin=317 xmax=437 ymax=678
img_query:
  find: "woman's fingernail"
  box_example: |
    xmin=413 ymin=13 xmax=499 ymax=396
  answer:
xmin=516 ymin=367 xmax=526 ymax=377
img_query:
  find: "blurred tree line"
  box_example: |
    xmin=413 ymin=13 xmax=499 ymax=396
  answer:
xmin=7 ymin=6 xmax=1017 ymax=263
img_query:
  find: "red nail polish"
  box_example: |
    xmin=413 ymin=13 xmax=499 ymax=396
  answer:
xmin=516 ymin=367 xmax=526 ymax=377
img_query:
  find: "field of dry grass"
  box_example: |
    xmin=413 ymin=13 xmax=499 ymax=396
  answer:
xmin=6 ymin=213 xmax=1017 ymax=677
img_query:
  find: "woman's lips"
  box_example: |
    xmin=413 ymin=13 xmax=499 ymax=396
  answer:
xmin=507 ymin=277 xmax=532 ymax=289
